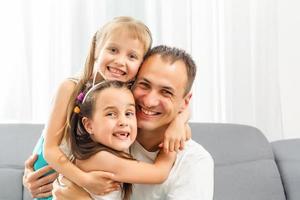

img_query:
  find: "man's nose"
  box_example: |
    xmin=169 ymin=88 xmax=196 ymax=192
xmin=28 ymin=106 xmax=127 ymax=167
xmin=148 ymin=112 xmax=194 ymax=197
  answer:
xmin=143 ymin=90 xmax=160 ymax=108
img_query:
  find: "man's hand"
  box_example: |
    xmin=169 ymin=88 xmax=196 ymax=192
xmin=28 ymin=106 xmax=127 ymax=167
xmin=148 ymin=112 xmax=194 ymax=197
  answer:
xmin=23 ymin=154 xmax=58 ymax=198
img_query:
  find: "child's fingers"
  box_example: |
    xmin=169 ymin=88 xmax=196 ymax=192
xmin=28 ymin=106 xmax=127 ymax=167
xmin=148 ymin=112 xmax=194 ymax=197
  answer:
xmin=158 ymin=142 xmax=163 ymax=148
xmin=179 ymin=139 xmax=185 ymax=150
xmin=103 ymin=185 xmax=121 ymax=196
xmin=163 ymin=139 xmax=169 ymax=153
xmin=99 ymin=171 xmax=116 ymax=180
xmin=186 ymin=125 xmax=192 ymax=140
xmin=174 ymin=140 xmax=180 ymax=152
xmin=168 ymin=139 xmax=175 ymax=152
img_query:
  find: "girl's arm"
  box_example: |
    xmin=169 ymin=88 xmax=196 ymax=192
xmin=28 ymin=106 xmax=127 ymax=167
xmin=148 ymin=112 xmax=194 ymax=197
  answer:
xmin=44 ymin=79 xmax=112 ymax=195
xmin=78 ymin=150 xmax=176 ymax=184
xmin=160 ymin=107 xmax=191 ymax=153
xmin=43 ymin=79 xmax=86 ymax=184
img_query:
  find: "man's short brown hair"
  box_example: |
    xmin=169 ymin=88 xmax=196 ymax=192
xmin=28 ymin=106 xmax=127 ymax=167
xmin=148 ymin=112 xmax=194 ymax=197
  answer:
xmin=144 ymin=45 xmax=196 ymax=96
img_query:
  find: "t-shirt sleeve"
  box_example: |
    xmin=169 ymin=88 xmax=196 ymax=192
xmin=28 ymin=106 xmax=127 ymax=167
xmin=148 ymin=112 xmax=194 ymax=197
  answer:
xmin=165 ymin=152 xmax=214 ymax=200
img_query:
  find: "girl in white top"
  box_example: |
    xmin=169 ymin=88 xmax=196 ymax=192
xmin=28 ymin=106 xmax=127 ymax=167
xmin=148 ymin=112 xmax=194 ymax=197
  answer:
xmin=69 ymin=80 xmax=176 ymax=200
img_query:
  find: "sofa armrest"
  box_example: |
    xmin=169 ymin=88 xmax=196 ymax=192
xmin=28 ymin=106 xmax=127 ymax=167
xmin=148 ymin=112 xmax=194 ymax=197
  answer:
xmin=272 ymin=139 xmax=300 ymax=200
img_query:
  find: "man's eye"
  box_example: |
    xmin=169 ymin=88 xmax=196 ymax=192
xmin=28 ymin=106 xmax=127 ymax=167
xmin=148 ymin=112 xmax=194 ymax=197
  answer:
xmin=162 ymin=90 xmax=172 ymax=96
xmin=138 ymin=82 xmax=149 ymax=89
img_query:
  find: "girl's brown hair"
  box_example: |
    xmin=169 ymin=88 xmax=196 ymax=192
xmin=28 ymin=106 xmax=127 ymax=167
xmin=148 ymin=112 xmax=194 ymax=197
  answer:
xmin=70 ymin=80 xmax=134 ymax=200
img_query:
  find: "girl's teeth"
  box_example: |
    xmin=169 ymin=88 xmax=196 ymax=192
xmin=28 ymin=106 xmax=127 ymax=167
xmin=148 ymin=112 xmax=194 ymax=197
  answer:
xmin=109 ymin=67 xmax=125 ymax=75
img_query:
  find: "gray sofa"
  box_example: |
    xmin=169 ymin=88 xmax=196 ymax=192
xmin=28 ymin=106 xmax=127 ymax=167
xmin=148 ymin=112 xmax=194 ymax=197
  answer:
xmin=0 ymin=123 xmax=299 ymax=200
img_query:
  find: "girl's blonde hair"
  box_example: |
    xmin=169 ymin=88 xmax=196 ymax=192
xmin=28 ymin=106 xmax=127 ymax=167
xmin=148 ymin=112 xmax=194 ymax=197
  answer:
xmin=62 ymin=16 xmax=152 ymax=144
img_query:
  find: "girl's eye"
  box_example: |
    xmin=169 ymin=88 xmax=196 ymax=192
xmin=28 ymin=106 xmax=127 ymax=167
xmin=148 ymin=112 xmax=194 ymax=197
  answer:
xmin=108 ymin=47 xmax=118 ymax=53
xmin=126 ymin=111 xmax=135 ymax=117
xmin=106 ymin=112 xmax=117 ymax=117
xmin=129 ymin=54 xmax=137 ymax=60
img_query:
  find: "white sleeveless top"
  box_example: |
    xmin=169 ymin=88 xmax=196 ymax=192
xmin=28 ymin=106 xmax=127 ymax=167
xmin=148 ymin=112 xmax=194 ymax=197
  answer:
xmin=89 ymin=190 xmax=122 ymax=200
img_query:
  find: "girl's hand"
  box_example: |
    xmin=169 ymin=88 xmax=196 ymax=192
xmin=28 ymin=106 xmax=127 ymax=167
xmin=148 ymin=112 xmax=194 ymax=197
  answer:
xmin=81 ymin=171 xmax=120 ymax=195
xmin=159 ymin=108 xmax=191 ymax=153
xmin=159 ymin=121 xmax=191 ymax=153
xmin=53 ymin=176 xmax=91 ymax=200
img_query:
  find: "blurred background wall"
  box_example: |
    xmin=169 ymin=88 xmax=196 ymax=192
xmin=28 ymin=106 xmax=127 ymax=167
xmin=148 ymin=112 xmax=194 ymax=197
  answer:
xmin=0 ymin=0 xmax=299 ymax=141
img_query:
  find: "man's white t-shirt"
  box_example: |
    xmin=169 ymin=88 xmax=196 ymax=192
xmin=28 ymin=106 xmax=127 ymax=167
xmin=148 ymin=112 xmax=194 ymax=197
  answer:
xmin=130 ymin=140 xmax=214 ymax=200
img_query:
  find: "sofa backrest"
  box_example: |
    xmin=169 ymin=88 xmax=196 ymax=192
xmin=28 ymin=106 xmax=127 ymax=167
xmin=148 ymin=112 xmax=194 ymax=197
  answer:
xmin=0 ymin=124 xmax=44 ymax=200
xmin=190 ymin=123 xmax=286 ymax=200
xmin=0 ymin=123 xmax=289 ymax=200
xmin=272 ymin=139 xmax=300 ymax=200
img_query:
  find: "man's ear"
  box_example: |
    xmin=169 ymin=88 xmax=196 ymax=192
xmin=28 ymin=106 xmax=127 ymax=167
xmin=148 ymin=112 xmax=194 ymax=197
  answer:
xmin=82 ymin=117 xmax=93 ymax=134
xmin=180 ymin=92 xmax=192 ymax=112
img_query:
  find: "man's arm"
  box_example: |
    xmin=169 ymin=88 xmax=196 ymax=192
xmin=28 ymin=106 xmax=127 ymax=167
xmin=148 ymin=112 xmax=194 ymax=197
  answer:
xmin=166 ymin=151 xmax=214 ymax=200
xmin=23 ymin=154 xmax=119 ymax=198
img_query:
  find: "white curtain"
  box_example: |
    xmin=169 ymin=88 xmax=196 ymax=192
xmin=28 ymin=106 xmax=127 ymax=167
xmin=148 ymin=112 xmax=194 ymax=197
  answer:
xmin=0 ymin=0 xmax=285 ymax=141
xmin=189 ymin=0 xmax=283 ymax=141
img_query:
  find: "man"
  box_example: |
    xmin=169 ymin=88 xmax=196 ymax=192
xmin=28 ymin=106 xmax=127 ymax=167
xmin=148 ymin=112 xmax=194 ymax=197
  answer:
xmin=24 ymin=45 xmax=214 ymax=199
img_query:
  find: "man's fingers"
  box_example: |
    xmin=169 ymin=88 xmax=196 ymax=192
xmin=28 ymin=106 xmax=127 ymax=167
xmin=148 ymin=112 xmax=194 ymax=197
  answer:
xmin=29 ymin=172 xmax=57 ymax=193
xmin=35 ymin=191 xmax=52 ymax=199
xmin=41 ymin=183 xmax=53 ymax=193
xmin=34 ymin=172 xmax=58 ymax=187
xmin=25 ymin=154 xmax=37 ymax=169
xmin=28 ymin=165 xmax=54 ymax=181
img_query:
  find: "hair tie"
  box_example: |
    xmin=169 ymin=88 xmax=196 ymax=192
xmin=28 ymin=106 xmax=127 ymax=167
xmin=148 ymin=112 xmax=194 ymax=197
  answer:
xmin=76 ymin=92 xmax=85 ymax=103
xmin=73 ymin=106 xmax=80 ymax=113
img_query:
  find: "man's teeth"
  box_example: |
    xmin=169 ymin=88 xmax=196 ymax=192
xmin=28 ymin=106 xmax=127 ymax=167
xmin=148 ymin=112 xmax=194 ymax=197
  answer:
xmin=141 ymin=107 xmax=157 ymax=115
xmin=108 ymin=67 xmax=125 ymax=75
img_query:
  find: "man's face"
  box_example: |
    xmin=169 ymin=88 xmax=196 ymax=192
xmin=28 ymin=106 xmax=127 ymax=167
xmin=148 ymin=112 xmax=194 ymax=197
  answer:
xmin=133 ymin=54 xmax=189 ymax=131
